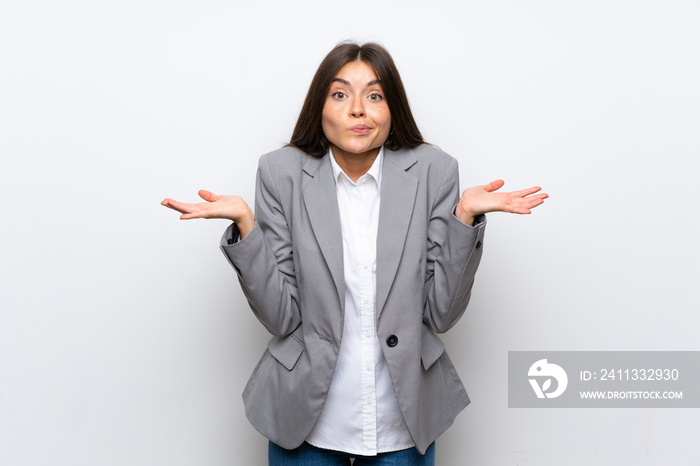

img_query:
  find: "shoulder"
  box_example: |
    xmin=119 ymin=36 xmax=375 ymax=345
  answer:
xmin=258 ymin=145 xmax=310 ymax=172
xmin=256 ymin=146 xmax=316 ymax=188
xmin=400 ymin=144 xmax=461 ymax=197
xmin=411 ymin=144 xmax=458 ymax=170
xmin=392 ymin=144 xmax=458 ymax=186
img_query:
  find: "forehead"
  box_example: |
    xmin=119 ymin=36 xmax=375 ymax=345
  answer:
xmin=333 ymin=60 xmax=379 ymax=84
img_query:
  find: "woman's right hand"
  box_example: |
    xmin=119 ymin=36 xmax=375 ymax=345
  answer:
xmin=161 ymin=190 xmax=255 ymax=239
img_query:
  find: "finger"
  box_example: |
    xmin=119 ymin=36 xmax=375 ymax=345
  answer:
xmin=508 ymin=186 xmax=543 ymax=198
xmin=523 ymin=200 xmax=545 ymax=209
xmin=517 ymin=197 xmax=546 ymax=211
xmin=198 ymin=190 xmax=219 ymax=202
xmin=163 ymin=199 xmax=186 ymax=212
xmin=516 ymin=193 xmax=549 ymax=204
xmin=509 ymin=192 xmax=545 ymax=206
xmin=161 ymin=198 xmax=191 ymax=214
xmin=483 ymin=179 xmax=505 ymax=192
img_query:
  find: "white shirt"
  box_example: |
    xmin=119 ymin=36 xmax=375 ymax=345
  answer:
xmin=306 ymin=147 xmax=414 ymax=455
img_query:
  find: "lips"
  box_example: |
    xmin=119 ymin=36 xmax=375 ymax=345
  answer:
xmin=349 ymin=125 xmax=372 ymax=135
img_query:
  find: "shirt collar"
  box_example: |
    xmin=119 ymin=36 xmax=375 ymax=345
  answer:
xmin=329 ymin=146 xmax=384 ymax=187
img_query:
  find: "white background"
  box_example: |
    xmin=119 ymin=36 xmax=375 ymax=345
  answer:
xmin=1 ymin=1 xmax=699 ymax=465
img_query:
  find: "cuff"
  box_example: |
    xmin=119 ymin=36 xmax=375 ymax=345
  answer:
xmin=226 ymin=222 xmax=241 ymax=245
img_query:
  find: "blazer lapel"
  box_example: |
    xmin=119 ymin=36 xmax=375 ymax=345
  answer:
xmin=376 ymin=147 xmax=419 ymax=318
xmin=302 ymin=155 xmax=345 ymax=310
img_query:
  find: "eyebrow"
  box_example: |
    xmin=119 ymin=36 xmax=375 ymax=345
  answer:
xmin=331 ymin=78 xmax=382 ymax=87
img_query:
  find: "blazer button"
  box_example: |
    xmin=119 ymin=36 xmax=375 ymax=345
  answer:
xmin=386 ymin=335 xmax=398 ymax=347
xmin=475 ymin=240 xmax=482 ymax=249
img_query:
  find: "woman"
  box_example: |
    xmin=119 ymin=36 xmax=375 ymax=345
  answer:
xmin=162 ymin=42 xmax=547 ymax=465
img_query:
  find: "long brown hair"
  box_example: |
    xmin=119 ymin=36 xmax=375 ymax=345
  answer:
xmin=289 ymin=42 xmax=424 ymax=158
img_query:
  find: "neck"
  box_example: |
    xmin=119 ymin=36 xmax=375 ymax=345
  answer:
xmin=331 ymin=146 xmax=379 ymax=183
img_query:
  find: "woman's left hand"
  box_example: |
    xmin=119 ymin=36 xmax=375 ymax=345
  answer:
xmin=455 ymin=180 xmax=548 ymax=226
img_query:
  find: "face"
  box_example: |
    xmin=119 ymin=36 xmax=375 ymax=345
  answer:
xmin=321 ymin=60 xmax=391 ymax=161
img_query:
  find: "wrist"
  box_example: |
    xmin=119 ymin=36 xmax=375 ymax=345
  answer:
xmin=455 ymin=204 xmax=475 ymax=226
xmin=236 ymin=208 xmax=255 ymax=239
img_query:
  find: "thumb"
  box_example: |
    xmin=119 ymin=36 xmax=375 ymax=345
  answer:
xmin=483 ymin=179 xmax=505 ymax=192
xmin=198 ymin=189 xmax=219 ymax=202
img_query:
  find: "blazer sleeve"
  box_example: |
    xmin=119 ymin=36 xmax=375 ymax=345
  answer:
xmin=422 ymin=157 xmax=486 ymax=333
xmin=219 ymin=154 xmax=301 ymax=337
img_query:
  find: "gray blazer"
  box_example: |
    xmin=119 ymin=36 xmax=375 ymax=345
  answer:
xmin=220 ymin=144 xmax=486 ymax=454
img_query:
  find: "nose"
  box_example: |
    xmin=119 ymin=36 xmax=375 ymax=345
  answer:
xmin=349 ymin=96 xmax=365 ymax=118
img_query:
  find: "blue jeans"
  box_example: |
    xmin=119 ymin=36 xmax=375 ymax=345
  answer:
xmin=268 ymin=441 xmax=435 ymax=465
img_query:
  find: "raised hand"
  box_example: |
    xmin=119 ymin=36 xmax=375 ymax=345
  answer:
xmin=161 ymin=190 xmax=255 ymax=238
xmin=455 ymin=180 xmax=548 ymax=226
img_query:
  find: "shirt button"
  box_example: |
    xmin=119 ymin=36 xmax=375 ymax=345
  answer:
xmin=386 ymin=335 xmax=398 ymax=347
xmin=365 ymin=365 xmax=371 ymax=372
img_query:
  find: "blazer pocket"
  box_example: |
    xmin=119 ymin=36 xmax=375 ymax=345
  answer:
xmin=421 ymin=326 xmax=446 ymax=371
xmin=267 ymin=326 xmax=305 ymax=371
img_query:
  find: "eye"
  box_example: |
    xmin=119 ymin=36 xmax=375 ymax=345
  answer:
xmin=368 ymin=93 xmax=383 ymax=101
xmin=332 ymin=92 xmax=347 ymax=100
